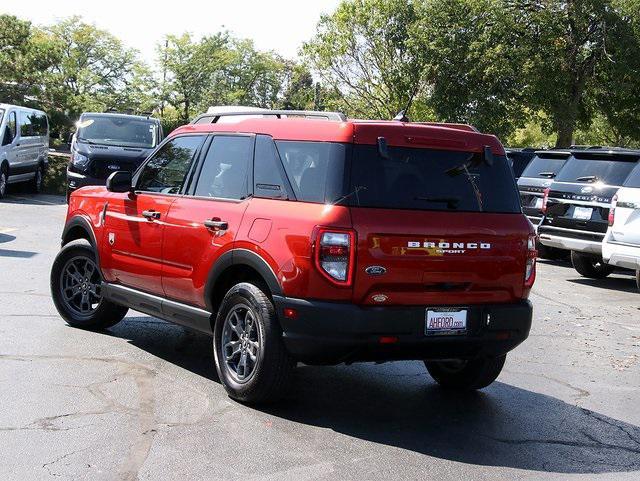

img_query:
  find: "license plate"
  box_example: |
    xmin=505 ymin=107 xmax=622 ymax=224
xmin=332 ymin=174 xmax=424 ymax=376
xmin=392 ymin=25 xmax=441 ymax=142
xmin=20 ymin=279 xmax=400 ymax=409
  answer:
xmin=533 ymin=197 xmax=543 ymax=209
xmin=425 ymin=309 xmax=467 ymax=335
xmin=573 ymin=206 xmax=593 ymax=220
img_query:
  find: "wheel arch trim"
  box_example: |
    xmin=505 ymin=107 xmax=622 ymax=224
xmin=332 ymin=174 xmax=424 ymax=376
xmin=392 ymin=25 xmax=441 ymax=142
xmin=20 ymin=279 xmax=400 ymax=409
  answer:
xmin=204 ymin=248 xmax=283 ymax=312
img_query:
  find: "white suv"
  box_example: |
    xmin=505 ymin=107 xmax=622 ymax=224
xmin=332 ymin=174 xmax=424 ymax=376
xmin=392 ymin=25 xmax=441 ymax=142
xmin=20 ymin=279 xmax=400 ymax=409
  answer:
xmin=603 ymin=163 xmax=640 ymax=291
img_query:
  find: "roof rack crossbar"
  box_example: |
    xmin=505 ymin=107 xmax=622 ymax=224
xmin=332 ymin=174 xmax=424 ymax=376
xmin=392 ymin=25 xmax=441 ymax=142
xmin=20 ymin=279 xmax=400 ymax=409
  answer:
xmin=195 ymin=109 xmax=347 ymax=124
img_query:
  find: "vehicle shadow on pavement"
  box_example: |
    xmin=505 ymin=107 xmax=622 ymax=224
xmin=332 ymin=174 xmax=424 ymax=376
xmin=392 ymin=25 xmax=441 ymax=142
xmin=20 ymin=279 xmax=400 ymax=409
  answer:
xmin=108 ymin=316 xmax=219 ymax=382
xmin=566 ymin=277 xmax=638 ymax=294
xmin=1 ymin=193 xmax=66 ymax=206
xmin=106 ymin=316 xmax=640 ymax=475
xmin=0 ymin=233 xmax=38 ymax=258
xmin=268 ymin=363 xmax=640 ymax=474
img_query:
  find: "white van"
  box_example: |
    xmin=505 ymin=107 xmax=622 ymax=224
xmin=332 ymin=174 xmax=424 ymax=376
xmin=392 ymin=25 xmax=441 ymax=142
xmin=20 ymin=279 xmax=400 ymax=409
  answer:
xmin=0 ymin=104 xmax=49 ymax=198
xmin=603 ymin=163 xmax=640 ymax=291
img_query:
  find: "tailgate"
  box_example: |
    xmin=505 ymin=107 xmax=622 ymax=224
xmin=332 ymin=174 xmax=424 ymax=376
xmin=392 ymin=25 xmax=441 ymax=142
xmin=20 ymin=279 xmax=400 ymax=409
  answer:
xmin=350 ymin=208 xmax=530 ymax=306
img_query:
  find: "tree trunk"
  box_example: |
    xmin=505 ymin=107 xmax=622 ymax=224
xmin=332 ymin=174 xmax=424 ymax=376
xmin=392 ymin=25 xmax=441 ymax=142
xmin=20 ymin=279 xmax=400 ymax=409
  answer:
xmin=555 ymin=124 xmax=574 ymax=148
xmin=183 ymin=99 xmax=190 ymax=125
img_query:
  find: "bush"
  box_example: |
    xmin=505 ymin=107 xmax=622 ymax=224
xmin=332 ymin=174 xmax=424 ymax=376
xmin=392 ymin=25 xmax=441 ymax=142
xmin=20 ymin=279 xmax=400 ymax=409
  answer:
xmin=43 ymin=153 xmax=69 ymax=195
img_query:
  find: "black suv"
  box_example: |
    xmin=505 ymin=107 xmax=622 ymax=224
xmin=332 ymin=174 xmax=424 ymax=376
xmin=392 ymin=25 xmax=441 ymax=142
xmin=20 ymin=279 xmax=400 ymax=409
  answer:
xmin=67 ymin=112 xmax=163 ymax=198
xmin=506 ymin=148 xmax=537 ymax=179
xmin=517 ymin=150 xmax=571 ymax=258
xmin=538 ymin=148 xmax=640 ymax=277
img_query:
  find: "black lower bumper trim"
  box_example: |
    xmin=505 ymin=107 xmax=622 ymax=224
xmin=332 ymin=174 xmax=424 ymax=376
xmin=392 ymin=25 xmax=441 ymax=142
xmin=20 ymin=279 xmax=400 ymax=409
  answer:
xmin=273 ymin=296 xmax=533 ymax=364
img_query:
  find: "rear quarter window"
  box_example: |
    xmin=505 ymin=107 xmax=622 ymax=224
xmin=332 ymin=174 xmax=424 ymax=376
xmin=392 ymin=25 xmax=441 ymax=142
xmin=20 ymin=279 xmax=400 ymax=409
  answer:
xmin=623 ymin=163 xmax=640 ymax=188
xmin=350 ymin=145 xmax=521 ymax=213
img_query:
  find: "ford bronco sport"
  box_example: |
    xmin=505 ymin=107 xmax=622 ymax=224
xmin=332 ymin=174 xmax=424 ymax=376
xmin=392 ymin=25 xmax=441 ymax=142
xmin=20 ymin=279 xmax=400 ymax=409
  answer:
xmin=50 ymin=109 xmax=536 ymax=403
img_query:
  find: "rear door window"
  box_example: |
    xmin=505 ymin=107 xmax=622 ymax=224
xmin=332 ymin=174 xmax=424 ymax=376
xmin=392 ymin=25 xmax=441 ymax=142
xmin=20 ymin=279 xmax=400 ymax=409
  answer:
xmin=349 ymin=145 xmax=521 ymax=213
xmin=555 ymin=156 xmax=638 ymax=186
xmin=194 ymin=135 xmax=253 ymax=200
xmin=520 ymin=155 xmax=568 ymax=179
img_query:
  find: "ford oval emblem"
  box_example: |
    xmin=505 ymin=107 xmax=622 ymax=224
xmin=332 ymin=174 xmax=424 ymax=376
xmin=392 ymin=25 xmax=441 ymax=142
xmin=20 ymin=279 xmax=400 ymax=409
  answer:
xmin=372 ymin=294 xmax=388 ymax=303
xmin=581 ymin=186 xmax=593 ymax=194
xmin=365 ymin=265 xmax=387 ymax=276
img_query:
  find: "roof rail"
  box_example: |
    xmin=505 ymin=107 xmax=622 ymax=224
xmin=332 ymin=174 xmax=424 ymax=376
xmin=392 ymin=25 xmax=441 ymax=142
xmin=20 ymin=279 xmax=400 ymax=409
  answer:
xmin=191 ymin=109 xmax=347 ymax=124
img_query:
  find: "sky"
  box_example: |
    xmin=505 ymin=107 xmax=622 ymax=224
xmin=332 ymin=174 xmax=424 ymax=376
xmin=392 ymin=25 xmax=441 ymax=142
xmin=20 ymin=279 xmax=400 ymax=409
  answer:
xmin=1 ymin=0 xmax=342 ymax=65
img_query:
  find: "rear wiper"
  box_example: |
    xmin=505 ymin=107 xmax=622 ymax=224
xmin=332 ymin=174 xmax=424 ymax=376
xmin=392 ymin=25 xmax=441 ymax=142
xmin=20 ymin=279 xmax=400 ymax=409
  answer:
xmin=576 ymin=175 xmax=598 ymax=182
xmin=538 ymin=171 xmax=556 ymax=178
xmin=414 ymin=196 xmax=461 ymax=209
xmin=331 ymin=185 xmax=367 ymax=206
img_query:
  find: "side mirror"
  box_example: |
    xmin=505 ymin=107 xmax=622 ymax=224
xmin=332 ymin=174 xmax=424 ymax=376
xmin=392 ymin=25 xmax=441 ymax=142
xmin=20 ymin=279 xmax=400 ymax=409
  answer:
xmin=106 ymin=171 xmax=133 ymax=193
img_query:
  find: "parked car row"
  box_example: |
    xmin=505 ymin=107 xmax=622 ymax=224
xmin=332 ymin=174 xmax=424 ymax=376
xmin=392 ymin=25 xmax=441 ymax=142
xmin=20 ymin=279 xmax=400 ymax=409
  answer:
xmin=517 ymin=147 xmax=640 ymax=290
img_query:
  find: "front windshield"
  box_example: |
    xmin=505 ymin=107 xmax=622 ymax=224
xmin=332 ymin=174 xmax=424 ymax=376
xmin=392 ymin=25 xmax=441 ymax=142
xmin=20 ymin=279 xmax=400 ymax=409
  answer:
xmin=76 ymin=115 xmax=158 ymax=148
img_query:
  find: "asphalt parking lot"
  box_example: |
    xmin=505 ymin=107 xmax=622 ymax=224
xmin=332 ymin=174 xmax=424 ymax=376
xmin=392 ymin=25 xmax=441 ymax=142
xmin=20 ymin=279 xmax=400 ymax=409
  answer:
xmin=1 ymin=192 xmax=639 ymax=481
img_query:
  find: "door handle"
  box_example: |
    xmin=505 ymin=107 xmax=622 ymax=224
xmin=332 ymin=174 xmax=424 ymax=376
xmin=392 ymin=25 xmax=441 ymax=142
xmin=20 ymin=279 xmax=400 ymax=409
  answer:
xmin=142 ymin=209 xmax=161 ymax=220
xmin=204 ymin=218 xmax=228 ymax=231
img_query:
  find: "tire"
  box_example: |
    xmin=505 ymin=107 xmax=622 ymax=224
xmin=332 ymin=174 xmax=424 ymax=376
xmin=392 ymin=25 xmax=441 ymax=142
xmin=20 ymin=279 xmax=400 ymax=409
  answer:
xmin=425 ymin=355 xmax=506 ymax=391
xmin=570 ymin=251 xmax=615 ymax=279
xmin=50 ymin=239 xmax=128 ymax=329
xmin=0 ymin=164 xmax=7 ymax=199
xmin=636 ymin=269 xmax=640 ymax=292
xmin=213 ymin=282 xmax=294 ymax=404
xmin=537 ymin=243 xmax=566 ymax=260
xmin=29 ymin=164 xmax=44 ymax=194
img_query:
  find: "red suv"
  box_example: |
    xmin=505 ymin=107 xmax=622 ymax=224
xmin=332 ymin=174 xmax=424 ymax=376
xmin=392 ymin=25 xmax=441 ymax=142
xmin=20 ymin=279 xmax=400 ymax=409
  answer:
xmin=50 ymin=109 xmax=536 ymax=403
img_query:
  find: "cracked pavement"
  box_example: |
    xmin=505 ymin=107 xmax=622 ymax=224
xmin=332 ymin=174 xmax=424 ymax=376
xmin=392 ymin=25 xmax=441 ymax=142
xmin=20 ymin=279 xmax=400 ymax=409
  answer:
xmin=1 ymin=193 xmax=639 ymax=481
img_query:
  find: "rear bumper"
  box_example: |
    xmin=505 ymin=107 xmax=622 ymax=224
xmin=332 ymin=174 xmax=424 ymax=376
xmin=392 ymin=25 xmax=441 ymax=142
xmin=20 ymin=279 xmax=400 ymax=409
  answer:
xmin=273 ymin=296 xmax=533 ymax=364
xmin=538 ymin=230 xmax=603 ymax=255
xmin=602 ymin=241 xmax=640 ymax=270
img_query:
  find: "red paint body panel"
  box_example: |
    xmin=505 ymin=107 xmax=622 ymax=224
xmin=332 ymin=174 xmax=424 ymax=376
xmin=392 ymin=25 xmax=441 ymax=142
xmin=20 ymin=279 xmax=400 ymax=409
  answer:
xmin=349 ymin=208 xmax=530 ymax=306
xmin=161 ymin=196 xmax=249 ymax=308
xmin=101 ymin=192 xmax=174 ymax=296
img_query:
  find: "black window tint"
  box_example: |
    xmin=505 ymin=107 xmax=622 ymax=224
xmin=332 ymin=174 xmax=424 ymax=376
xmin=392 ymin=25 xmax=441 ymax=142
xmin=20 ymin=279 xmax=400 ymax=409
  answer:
xmin=623 ymin=163 xmax=640 ymax=188
xmin=137 ymin=135 xmax=204 ymax=193
xmin=350 ymin=145 xmax=521 ymax=213
xmin=555 ymin=157 xmax=637 ymax=186
xmin=2 ymin=111 xmax=16 ymax=146
xmin=254 ymin=135 xmax=288 ymax=199
xmin=520 ymin=155 xmax=568 ymax=179
xmin=275 ymin=141 xmax=348 ymax=203
xmin=195 ymin=136 xmax=252 ymax=199
xmin=19 ymin=111 xmax=33 ymax=137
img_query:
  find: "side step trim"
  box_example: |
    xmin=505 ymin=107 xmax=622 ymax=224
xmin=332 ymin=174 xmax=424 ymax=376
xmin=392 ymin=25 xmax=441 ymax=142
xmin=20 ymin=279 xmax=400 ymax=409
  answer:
xmin=102 ymin=283 xmax=213 ymax=335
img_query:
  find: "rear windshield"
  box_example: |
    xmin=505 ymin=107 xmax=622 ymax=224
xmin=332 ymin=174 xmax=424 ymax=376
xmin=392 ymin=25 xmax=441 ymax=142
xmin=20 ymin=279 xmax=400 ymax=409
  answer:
xmin=349 ymin=145 xmax=521 ymax=213
xmin=554 ymin=157 xmax=637 ymax=186
xmin=77 ymin=115 xmax=159 ymax=148
xmin=623 ymin=163 xmax=640 ymax=188
xmin=520 ymin=155 xmax=567 ymax=179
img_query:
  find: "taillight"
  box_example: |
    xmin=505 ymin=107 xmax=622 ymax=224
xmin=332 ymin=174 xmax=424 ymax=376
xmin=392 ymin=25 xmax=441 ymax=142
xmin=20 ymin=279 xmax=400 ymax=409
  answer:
xmin=524 ymin=233 xmax=537 ymax=288
xmin=314 ymin=228 xmax=356 ymax=285
xmin=608 ymin=194 xmax=618 ymax=226
xmin=541 ymin=188 xmax=550 ymax=214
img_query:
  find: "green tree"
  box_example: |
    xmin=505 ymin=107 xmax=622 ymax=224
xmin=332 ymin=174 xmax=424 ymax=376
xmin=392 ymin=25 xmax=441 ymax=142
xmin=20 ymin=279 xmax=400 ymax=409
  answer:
xmin=0 ymin=15 xmax=60 ymax=105
xmin=158 ymin=33 xmax=230 ymax=123
xmin=302 ymin=0 xmax=429 ymax=119
xmin=43 ymin=17 xmax=151 ymax=118
xmin=415 ymin=0 xmax=532 ymax=139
